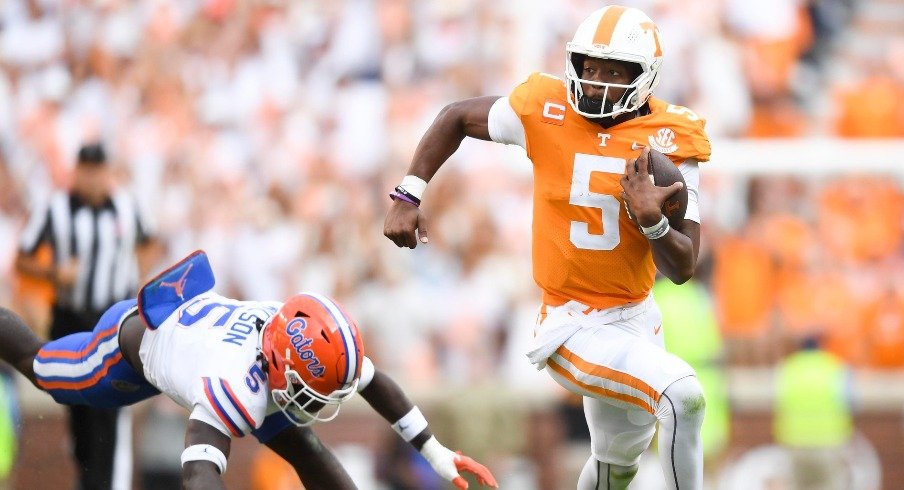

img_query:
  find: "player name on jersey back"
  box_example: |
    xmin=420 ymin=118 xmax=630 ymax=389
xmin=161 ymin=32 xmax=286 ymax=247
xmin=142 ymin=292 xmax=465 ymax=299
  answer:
xmin=139 ymin=292 xmax=282 ymax=437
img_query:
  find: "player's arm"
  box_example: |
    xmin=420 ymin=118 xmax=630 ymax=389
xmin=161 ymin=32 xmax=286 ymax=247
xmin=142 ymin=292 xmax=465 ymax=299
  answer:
xmin=649 ymin=219 xmax=699 ymax=284
xmin=15 ymin=249 xmax=82 ymax=289
xmin=15 ymin=252 xmax=54 ymax=281
xmin=383 ymin=96 xmax=500 ymax=249
xmin=410 ymin=95 xmax=499 ymax=175
xmin=621 ymin=149 xmax=699 ymax=284
xmin=181 ymin=419 xmax=231 ymax=490
xmin=357 ymin=357 xmax=498 ymax=489
xmin=15 ymin=196 xmax=59 ymax=282
xmin=265 ymin=425 xmax=357 ymax=489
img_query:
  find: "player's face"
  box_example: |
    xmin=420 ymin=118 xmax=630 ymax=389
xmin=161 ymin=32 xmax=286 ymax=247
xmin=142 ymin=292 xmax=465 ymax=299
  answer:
xmin=283 ymin=391 xmax=326 ymax=423
xmin=580 ymin=58 xmax=637 ymax=102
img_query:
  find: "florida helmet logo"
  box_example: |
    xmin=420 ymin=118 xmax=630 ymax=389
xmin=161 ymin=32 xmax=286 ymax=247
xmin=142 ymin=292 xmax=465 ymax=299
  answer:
xmin=285 ymin=318 xmax=325 ymax=378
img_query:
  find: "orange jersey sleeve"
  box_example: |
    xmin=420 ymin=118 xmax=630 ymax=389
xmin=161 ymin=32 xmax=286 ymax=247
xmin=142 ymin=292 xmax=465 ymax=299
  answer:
xmin=507 ymin=73 xmax=711 ymax=309
xmin=643 ymin=98 xmax=711 ymax=163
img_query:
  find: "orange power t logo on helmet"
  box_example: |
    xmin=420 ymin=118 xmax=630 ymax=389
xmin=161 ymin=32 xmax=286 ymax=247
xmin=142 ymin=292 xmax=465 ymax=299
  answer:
xmin=285 ymin=318 xmax=325 ymax=378
xmin=639 ymin=22 xmax=663 ymax=57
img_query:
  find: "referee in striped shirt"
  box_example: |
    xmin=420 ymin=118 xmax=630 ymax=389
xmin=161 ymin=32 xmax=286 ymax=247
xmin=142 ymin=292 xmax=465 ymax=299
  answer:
xmin=15 ymin=143 xmax=157 ymax=490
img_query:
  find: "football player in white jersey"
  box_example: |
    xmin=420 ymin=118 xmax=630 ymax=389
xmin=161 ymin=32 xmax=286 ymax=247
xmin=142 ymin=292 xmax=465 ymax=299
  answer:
xmin=0 ymin=251 xmax=498 ymax=490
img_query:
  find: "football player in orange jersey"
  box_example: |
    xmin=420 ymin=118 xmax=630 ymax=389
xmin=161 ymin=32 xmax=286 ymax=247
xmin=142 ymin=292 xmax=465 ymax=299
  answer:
xmin=384 ymin=5 xmax=710 ymax=490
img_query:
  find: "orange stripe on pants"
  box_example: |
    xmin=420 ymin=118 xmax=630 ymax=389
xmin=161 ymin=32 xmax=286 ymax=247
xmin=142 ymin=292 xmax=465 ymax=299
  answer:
xmin=550 ymin=345 xmax=661 ymax=413
xmin=557 ymin=345 xmax=661 ymax=403
xmin=38 ymin=324 xmax=119 ymax=360
xmin=37 ymin=353 xmax=123 ymax=390
xmin=548 ymin=357 xmax=655 ymax=414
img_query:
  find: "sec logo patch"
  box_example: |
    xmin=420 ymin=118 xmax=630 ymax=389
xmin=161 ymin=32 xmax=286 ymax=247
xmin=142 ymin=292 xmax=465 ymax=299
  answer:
xmin=648 ymin=128 xmax=678 ymax=153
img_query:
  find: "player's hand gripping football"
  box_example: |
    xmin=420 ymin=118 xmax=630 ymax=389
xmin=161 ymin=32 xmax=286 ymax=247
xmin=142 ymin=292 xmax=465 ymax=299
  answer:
xmin=621 ymin=147 xmax=683 ymax=228
xmin=384 ymin=198 xmax=429 ymax=249
xmin=420 ymin=437 xmax=499 ymax=489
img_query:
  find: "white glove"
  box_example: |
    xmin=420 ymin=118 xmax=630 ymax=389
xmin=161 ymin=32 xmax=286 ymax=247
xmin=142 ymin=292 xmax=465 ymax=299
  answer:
xmin=419 ymin=436 xmax=498 ymax=489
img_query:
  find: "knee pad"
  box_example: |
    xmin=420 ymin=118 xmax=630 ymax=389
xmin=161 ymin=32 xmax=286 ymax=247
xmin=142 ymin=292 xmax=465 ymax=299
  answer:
xmin=659 ymin=375 xmax=706 ymax=422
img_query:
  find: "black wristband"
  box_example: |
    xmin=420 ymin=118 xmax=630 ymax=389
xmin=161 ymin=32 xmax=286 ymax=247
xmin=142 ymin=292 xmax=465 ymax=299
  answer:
xmin=390 ymin=186 xmax=421 ymax=207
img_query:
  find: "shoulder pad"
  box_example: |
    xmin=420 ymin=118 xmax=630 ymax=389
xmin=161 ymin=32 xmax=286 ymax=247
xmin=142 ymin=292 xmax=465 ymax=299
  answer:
xmin=646 ymin=99 xmax=711 ymax=162
xmin=510 ymin=72 xmax=568 ymax=118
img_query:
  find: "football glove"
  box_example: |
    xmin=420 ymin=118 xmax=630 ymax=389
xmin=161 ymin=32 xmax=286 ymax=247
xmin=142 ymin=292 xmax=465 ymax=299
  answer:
xmin=419 ymin=436 xmax=498 ymax=489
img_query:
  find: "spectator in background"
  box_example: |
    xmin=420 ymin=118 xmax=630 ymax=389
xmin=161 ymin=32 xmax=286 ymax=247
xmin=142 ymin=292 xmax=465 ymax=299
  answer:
xmin=773 ymin=335 xmax=854 ymax=490
xmin=9 ymin=243 xmax=54 ymax=338
xmin=832 ymin=57 xmax=904 ymax=138
xmin=0 ymin=366 xmax=17 ymax=490
xmin=14 ymin=143 xmax=158 ymax=490
xmin=799 ymin=0 xmax=856 ymax=76
xmin=863 ymin=288 xmax=904 ymax=369
xmin=725 ymin=0 xmax=813 ymax=137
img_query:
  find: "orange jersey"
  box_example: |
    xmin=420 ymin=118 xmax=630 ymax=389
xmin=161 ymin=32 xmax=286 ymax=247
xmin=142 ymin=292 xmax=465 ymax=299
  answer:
xmin=508 ymin=72 xmax=711 ymax=309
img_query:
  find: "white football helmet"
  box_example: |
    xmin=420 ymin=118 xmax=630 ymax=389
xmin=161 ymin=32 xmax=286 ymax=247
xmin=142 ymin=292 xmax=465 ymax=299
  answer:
xmin=565 ymin=5 xmax=664 ymax=119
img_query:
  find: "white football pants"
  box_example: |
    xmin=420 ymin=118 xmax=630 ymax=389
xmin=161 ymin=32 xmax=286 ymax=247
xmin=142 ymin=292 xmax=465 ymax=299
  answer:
xmin=535 ymin=295 xmax=705 ymax=490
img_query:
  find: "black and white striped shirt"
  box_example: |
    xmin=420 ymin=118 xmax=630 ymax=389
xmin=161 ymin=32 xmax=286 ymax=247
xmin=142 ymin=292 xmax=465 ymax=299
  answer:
xmin=19 ymin=190 xmax=153 ymax=314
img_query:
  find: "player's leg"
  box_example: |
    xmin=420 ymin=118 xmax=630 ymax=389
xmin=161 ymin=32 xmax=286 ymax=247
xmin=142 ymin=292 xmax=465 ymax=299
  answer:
xmin=69 ymin=405 xmax=129 ymax=490
xmin=0 ymin=307 xmax=45 ymax=385
xmin=573 ymin=396 xmax=657 ymax=490
xmin=578 ymin=458 xmax=638 ymax=490
xmin=69 ymin=404 xmax=119 ymax=490
xmin=32 ymin=300 xmax=159 ymax=408
xmin=657 ymin=375 xmax=705 ymax=490
xmin=0 ymin=368 xmax=17 ymax=486
xmin=541 ymin=298 xmax=703 ymax=489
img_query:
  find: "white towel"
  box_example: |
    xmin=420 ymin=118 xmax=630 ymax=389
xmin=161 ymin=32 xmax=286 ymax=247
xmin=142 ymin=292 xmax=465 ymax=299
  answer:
xmin=525 ymin=302 xmax=586 ymax=370
xmin=525 ymin=297 xmax=652 ymax=370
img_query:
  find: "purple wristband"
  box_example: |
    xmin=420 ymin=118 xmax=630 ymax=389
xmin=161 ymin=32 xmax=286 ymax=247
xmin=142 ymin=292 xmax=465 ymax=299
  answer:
xmin=390 ymin=191 xmax=419 ymax=207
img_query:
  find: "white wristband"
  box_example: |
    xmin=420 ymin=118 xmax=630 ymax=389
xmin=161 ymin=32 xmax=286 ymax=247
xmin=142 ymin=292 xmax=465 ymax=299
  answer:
xmin=640 ymin=215 xmax=670 ymax=240
xmin=399 ymin=175 xmax=428 ymax=201
xmin=391 ymin=406 xmax=429 ymax=442
xmin=181 ymin=444 xmax=228 ymax=474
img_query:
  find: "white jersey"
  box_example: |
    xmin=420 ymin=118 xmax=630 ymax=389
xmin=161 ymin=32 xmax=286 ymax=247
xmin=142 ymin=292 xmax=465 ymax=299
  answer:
xmin=139 ymin=291 xmax=282 ymax=437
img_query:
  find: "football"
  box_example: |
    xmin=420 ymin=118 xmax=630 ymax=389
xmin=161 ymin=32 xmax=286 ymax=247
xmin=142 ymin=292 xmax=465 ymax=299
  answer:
xmin=647 ymin=149 xmax=688 ymax=230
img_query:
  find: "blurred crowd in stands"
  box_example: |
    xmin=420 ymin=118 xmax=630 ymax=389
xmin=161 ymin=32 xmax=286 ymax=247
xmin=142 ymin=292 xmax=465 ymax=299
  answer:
xmin=0 ymin=0 xmax=902 ymax=394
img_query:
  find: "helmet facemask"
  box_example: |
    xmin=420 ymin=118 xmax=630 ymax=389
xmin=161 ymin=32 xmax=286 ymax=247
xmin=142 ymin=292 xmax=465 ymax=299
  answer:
xmin=565 ymin=48 xmax=657 ymax=119
xmin=270 ymin=357 xmax=358 ymax=427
